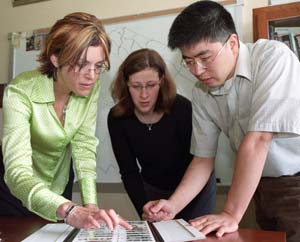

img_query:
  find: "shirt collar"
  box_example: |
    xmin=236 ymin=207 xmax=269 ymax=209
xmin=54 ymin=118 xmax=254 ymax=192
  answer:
xmin=31 ymin=73 xmax=55 ymax=103
xmin=208 ymin=41 xmax=252 ymax=96
xmin=235 ymin=41 xmax=252 ymax=81
xmin=208 ymin=77 xmax=234 ymax=96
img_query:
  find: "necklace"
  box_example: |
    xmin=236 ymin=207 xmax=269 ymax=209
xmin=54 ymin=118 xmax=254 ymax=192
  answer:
xmin=141 ymin=118 xmax=153 ymax=131
xmin=136 ymin=112 xmax=154 ymax=131
xmin=145 ymin=123 xmax=153 ymax=131
xmin=62 ymin=105 xmax=68 ymax=121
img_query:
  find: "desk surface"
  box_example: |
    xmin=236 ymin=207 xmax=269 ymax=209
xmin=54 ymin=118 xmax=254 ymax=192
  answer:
xmin=0 ymin=217 xmax=286 ymax=242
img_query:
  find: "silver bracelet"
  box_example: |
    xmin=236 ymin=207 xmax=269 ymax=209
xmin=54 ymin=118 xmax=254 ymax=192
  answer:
xmin=63 ymin=204 xmax=78 ymax=224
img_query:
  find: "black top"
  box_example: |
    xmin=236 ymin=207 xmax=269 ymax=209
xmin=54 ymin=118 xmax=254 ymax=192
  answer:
xmin=107 ymin=94 xmax=193 ymax=215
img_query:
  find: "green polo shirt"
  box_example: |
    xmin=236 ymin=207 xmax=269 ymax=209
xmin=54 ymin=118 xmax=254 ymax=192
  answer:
xmin=2 ymin=70 xmax=100 ymax=221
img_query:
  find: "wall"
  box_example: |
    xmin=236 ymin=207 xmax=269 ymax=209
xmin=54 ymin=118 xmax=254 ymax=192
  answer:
xmin=0 ymin=0 xmax=269 ymax=84
xmin=242 ymin=0 xmax=268 ymax=41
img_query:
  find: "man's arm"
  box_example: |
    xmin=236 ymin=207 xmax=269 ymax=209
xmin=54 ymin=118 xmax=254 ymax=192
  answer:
xmin=190 ymin=131 xmax=273 ymax=237
xmin=169 ymin=156 xmax=214 ymax=213
xmin=224 ymin=131 xmax=273 ymax=222
xmin=143 ymin=156 xmax=214 ymax=220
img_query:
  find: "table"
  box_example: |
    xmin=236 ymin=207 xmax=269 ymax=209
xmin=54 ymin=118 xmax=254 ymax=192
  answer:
xmin=0 ymin=217 xmax=286 ymax=242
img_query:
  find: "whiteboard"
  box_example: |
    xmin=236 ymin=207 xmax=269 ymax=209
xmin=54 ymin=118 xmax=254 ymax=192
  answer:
xmin=10 ymin=3 xmax=242 ymax=185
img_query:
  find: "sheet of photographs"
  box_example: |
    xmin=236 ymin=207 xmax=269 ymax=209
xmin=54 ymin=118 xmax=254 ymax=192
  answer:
xmin=72 ymin=221 xmax=156 ymax=242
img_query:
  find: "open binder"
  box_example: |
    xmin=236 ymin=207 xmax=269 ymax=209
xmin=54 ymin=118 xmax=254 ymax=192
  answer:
xmin=67 ymin=219 xmax=205 ymax=242
xmin=22 ymin=219 xmax=205 ymax=242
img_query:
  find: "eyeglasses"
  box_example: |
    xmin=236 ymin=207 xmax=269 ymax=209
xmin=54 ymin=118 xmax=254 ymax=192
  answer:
xmin=128 ymin=82 xmax=160 ymax=92
xmin=73 ymin=62 xmax=108 ymax=75
xmin=181 ymin=35 xmax=231 ymax=70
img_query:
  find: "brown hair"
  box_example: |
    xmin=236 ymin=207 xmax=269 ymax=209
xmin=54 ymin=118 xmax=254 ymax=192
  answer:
xmin=38 ymin=12 xmax=111 ymax=78
xmin=111 ymin=48 xmax=176 ymax=117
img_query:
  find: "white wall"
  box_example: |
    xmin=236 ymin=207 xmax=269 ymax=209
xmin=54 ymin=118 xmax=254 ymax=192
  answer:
xmin=0 ymin=0 xmax=268 ymax=84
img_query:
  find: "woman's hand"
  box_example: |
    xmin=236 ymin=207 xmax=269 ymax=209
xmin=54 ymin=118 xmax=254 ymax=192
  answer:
xmin=57 ymin=202 xmax=132 ymax=230
xmin=142 ymin=199 xmax=176 ymax=221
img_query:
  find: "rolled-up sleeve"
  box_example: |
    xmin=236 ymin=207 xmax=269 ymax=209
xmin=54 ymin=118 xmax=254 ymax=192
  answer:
xmin=248 ymin=41 xmax=300 ymax=135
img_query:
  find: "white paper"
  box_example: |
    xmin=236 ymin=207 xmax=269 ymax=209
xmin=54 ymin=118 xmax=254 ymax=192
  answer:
xmin=21 ymin=223 xmax=73 ymax=242
xmin=153 ymin=219 xmax=206 ymax=242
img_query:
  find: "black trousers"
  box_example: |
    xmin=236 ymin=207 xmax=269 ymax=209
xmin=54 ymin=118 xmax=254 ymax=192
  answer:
xmin=0 ymin=149 xmax=74 ymax=216
xmin=254 ymin=175 xmax=300 ymax=242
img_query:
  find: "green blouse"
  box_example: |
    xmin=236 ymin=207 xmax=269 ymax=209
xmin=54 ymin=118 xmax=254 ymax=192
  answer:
xmin=2 ymin=70 xmax=100 ymax=221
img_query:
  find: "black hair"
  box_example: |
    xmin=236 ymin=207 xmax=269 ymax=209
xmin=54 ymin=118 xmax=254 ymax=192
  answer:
xmin=168 ymin=0 xmax=237 ymax=50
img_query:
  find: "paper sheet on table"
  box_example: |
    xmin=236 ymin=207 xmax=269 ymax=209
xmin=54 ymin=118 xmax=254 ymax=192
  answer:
xmin=21 ymin=223 xmax=73 ymax=242
xmin=152 ymin=219 xmax=206 ymax=242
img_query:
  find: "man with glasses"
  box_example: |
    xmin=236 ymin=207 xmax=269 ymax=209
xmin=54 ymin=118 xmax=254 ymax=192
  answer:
xmin=143 ymin=1 xmax=300 ymax=242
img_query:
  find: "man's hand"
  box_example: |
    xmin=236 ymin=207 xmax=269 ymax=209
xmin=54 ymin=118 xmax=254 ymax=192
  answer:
xmin=189 ymin=212 xmax=238 ymax=237
xmin=142 ymin=199 xmax=177 ymax=221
